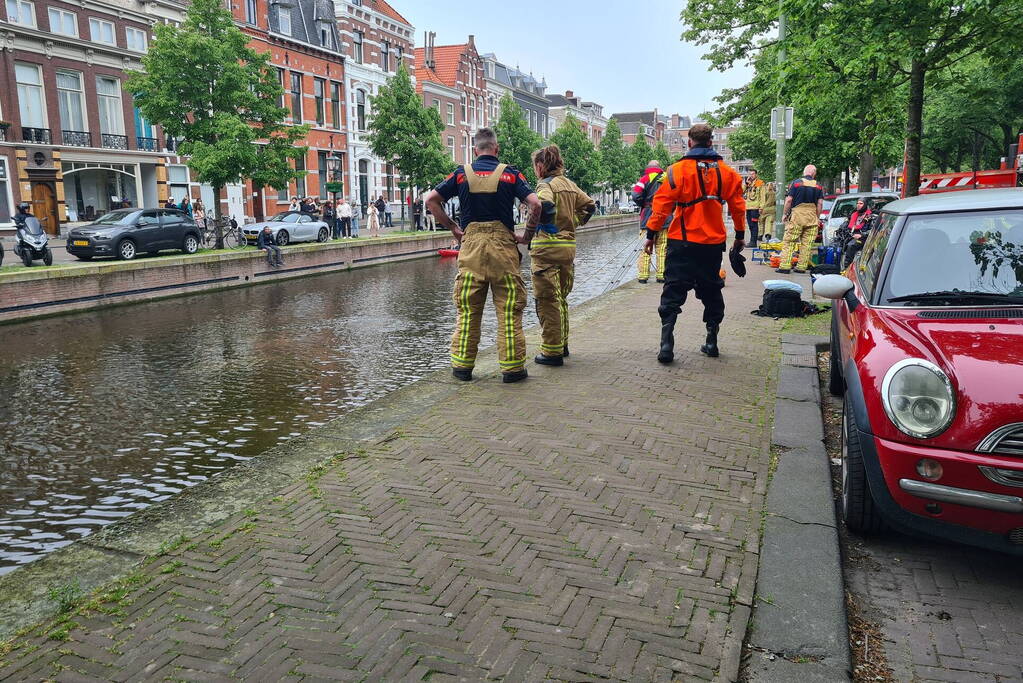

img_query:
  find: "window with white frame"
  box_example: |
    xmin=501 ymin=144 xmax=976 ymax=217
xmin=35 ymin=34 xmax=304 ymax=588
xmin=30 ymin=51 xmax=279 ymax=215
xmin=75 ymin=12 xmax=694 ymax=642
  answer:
xmin=0 ymin=157 xmax=13 ymax=226
xmin=244 ymin=0 xmax=256 ymax=24
xmin=355 ymin=89 xmax=366 ymax=131
xmin=446 ymin=136 xmax=455 ymax=161
xmin=381 ymin=40 xmax=390 ymax=71
xmin=57 ymin=71 xmax=87 ymax=132
xmin=96 ymin=76 xmax=125 ymax=135
xmin=15 ymin=63 xmax=46 ymax=129
xmin=89 ymin=17 xmax=115 ymax=45
xmin=126 ymin=27 xmax=147 ymax=52
xmin=6 ymin=0 xmax=35 ymax=27
xmin=446 ymin=103 xmax=454 ymax=126
xmin=432 ymin=98 xmax=440 ymax=112
xmin=468 ymin=98 xmax=475 ymax=129
xmin=48 ymin=7 xmax=77 ymax=36
xmin=278 ymin=5 xmax=291 ymax=36
xmin=460 ymin=96 xmax=466 ymax=123
xmin=352 ymin=30 xmax=363 ymax=64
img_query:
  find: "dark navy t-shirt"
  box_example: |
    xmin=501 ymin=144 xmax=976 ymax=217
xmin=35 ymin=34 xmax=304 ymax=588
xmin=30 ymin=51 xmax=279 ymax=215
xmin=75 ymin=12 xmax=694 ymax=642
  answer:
xmin=434 ymin=155 xmax=534 ymax=231
xmin=786 ymin=176 xmax=824 ymax=207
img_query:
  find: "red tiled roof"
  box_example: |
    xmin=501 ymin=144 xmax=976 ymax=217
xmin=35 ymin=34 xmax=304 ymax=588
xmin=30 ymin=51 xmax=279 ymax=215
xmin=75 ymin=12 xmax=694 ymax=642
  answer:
xmin=369 ymin=0 xmax=410 ymax=26
xmin=414 ymin=44 xmax=467 ymax=89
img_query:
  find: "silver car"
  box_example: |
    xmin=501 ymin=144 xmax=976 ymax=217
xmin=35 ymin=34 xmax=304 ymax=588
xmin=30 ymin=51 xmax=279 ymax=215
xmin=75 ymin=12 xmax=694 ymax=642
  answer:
xmin=822 ymin=192 xmax=899 ymax=243
xmin=243 ymin=212 xmax=330 ymax=246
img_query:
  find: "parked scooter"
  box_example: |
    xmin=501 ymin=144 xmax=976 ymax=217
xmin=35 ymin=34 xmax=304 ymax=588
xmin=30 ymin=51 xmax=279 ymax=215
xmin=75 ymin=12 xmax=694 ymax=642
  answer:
xmin=13 ymin=216 xmax=53 ymax=266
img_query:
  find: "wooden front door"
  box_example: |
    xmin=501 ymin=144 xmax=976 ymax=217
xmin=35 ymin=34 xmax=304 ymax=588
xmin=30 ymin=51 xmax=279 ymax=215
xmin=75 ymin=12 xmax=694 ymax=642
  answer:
xmin=31 ymin=183 xmax=59 ymax=235
xmin=253 ymin=188 xmax=265 ymax=222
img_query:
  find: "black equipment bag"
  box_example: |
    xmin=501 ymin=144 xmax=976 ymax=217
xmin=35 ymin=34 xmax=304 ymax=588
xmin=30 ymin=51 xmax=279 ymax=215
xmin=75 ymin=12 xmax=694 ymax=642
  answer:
xmin=752 ymin=288 xmax=821 ymax=318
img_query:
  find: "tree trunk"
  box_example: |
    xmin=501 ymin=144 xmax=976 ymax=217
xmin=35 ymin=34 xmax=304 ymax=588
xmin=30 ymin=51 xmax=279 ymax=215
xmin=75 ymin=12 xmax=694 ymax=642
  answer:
xmin=213 ymin=183 xmax=224 ymax=249
xmin=904 ymin=59 xmax=926 ymax=197
xmin=858 ymin=148 xmax=874 ymax=193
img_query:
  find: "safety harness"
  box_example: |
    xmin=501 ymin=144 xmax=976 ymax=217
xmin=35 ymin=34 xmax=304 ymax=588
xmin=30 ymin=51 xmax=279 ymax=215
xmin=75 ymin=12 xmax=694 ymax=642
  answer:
xmin=664 ymin=159 xmax=726 ymax=242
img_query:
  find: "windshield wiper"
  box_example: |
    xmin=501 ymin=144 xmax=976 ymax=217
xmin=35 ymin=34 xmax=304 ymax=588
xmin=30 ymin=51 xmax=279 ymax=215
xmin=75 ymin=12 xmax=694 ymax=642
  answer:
xmin=888 ymin=290 xmax=1023 ymax=304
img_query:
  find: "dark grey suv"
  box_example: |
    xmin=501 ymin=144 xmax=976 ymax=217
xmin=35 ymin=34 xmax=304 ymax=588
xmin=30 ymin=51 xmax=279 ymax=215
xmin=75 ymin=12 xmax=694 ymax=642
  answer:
xmin=66 ymin=209 xmax=202 ymax=261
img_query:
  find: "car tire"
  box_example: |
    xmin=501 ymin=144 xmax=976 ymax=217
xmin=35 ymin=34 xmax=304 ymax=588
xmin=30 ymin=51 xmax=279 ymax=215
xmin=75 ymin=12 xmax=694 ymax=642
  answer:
xmin=43 ymin=248 xmax=53 ymax=266
xmin=841 ymin=399 xmax=885 ymax=534
xmin=828 ymin=313 xmax=845 ymax=396
xmin=117 ymin=239 xmax=137 ymax=260
xmin=182 ymin=234 xmax=200 ymax=255
xmin=317 ymin=227 xmax=329 ymax=243
xmin=276 ymin=230 xmax=290 ymax=246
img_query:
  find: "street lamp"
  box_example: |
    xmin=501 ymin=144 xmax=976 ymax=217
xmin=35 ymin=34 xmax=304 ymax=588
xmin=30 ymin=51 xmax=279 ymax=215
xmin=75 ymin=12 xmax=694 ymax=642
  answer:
xmin=326 ymin=151 xmax=344 ymax=205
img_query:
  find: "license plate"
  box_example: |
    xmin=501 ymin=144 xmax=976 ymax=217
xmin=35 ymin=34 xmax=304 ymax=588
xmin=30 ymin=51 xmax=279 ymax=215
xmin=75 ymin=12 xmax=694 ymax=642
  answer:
xmin=73 ymin=240 xmax=88 ymax=246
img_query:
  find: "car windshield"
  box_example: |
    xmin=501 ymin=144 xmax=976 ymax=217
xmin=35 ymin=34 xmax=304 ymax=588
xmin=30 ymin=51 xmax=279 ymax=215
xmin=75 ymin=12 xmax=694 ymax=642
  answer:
xmin=93 ymin=211 xmax=139 ymax=225
xmin=268 ymin=213 xmax=300 ymax=224
xmin=883 ymin=209 xmax=1023 ymax=303
xmin=822 ymin=199 xmax=835 ymax=213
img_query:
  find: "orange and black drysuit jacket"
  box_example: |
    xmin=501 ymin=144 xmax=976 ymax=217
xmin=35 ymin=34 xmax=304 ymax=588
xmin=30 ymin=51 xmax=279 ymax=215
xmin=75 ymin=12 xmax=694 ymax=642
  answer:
xmin=646 ymin=148 xmax=747 ymax=245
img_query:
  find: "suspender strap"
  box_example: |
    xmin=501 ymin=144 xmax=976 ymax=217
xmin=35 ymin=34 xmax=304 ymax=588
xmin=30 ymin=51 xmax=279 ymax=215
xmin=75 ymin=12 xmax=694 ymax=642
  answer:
xmin=464 ymin=163 xmax=507 ymax=194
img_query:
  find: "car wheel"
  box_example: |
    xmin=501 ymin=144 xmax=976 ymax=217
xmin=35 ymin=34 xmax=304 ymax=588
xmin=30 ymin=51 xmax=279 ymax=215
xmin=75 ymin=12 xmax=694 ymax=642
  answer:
xmin=276 ymin=230 xmax=290 ymax=246
xmin=841 ymin=399 xmax=885 ymax=534
xmin=182 ymin=234 xmax=200 ymax=255
xmin=21 ymin=248 xmax=33 ymax=267
xmin=43 ymin=248 xmax=53 ymax=266
xmin=117 ymin=239 xmax=137 ymax=260
xmin=828 ymin=313 xmax=845 ymax=396
xmin=317 ymin=227 xmax=329 ymax=242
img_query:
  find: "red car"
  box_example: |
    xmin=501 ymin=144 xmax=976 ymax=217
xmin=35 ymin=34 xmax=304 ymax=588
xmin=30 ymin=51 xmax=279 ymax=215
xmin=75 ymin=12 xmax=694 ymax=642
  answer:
xmin=815 ymin=188 xmax=1023 ymax=554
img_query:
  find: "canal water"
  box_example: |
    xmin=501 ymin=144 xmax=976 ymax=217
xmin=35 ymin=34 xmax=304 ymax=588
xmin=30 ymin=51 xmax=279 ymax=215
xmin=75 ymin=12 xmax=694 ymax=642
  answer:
xmin=0 ymin=226 xmax=641 ymax=573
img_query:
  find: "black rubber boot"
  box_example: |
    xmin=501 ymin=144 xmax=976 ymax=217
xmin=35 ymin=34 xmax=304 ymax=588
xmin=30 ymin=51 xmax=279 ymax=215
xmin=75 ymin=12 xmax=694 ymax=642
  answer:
xmin=657 ymin=322 xmax=675 ymax=364
xmin=534 ymin=354 xmax=564 ymax=367
xmin=502 ymin=368 xmax=528 ymax=383
xmin=562 ymin=343 xmax=569 ymax=357
xmin=452 ymin=368 xmax=473 ymax=381
xmin=700 ymin=324 xmax=720 ymax=358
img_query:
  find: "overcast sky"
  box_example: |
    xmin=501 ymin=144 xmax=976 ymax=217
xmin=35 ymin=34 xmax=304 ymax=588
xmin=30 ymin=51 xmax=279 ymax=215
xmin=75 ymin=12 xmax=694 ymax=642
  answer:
xmin=398 ymin=0 xmax=752 ymax=119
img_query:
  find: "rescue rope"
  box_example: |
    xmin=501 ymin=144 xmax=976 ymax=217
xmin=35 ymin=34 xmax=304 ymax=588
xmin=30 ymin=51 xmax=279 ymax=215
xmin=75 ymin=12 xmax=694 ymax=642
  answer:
xmin=585 ymin=233 xmax=644 ymax=295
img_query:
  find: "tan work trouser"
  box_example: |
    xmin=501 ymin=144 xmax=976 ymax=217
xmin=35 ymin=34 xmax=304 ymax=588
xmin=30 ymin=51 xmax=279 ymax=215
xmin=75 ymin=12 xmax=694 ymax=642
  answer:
xmin=451 ymin=221 xmax=527 ymax=374
xmin=760 ymin=211 xmax=775 ymax=240
xmin=779 ymin=203 xmax=819 ymax=271
xmin=531 ymin=236 xmax=576 ymax=357
xmin=637 ymin=229 xmax=668 ymax=280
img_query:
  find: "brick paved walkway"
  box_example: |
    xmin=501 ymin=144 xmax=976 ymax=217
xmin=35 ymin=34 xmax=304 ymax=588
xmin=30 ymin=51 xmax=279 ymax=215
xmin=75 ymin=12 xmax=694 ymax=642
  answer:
xmin=844 ymin=521 xmax=1023 ymax=682
xmin=1 ymin=269 xmax=784 ymax=682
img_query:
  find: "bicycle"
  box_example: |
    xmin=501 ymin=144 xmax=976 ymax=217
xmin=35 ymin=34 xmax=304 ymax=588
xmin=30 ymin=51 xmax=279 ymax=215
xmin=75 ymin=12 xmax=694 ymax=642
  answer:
xmin=197 ymin=217 xmax=246 ymax=249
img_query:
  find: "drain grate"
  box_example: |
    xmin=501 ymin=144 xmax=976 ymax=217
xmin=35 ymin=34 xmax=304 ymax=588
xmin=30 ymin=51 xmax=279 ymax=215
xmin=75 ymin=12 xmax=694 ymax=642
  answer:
xmin=917 ymin=309 xmax=1023 ymax=319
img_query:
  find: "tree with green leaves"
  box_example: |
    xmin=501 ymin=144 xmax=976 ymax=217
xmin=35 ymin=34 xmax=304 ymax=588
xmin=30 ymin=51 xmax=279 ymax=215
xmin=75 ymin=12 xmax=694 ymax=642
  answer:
xmin=599 ymin=118 xmax=633 ymax=202
xmin=629 ymin=136 xmax=654 ymax=180
xmin=367 ymin=63 xmax=452 ymax=197
xmin=550 ymin=115 xmax=604 ymax=195
xmin=127 ymin=0 xmax=307 ymax=247
xmin=494 ymin=94 xmax=544 ymax=185
xmin=653 ymin=140 xmax=674 ymax=170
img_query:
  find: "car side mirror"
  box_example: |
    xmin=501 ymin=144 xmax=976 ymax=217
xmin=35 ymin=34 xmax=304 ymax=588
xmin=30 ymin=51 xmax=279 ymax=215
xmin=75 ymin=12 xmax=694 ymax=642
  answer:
xmin=813 ymin=274 xmax=859 ymax=312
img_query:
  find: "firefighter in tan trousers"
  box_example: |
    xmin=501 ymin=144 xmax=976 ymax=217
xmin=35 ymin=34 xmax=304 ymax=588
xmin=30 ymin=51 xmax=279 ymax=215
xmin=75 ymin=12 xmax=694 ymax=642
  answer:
xmin=777 ymin=165 xmax=825 ymax=274
xmin=425 ymin=128 xmax=542 ymax=383
xmin=529 ymin=144 xmax=596 ymax=366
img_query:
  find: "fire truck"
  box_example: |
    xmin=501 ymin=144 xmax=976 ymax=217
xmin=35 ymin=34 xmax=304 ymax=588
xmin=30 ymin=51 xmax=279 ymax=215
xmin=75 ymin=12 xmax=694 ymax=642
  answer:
xmin=911 ymin=132 xmax=1023 ymax=196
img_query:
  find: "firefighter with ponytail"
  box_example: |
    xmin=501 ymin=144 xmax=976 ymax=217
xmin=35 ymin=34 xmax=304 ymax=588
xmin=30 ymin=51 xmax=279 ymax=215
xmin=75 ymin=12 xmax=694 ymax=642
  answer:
xmin=527 ymin=144 xmax=596 ymax=366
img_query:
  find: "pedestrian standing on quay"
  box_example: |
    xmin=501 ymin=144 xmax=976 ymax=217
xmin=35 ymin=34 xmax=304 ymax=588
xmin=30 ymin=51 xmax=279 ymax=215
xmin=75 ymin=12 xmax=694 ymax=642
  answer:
xmin=760 ymin=182 xmax=777 ymax=240
xmin=645 ymin=123 xmax=746 ymax=363
xmin=529 ymin=144 xmax=595 ymax=366
xmin=776 ymin=165 xmax=824 ymax=274
xmin=193 ymin=200 xmax=206 ymax=231
xmin=425 ymin=127 xmax=541 ymax=383
xmin=413 ymin=195 xmax=423 ymax=231
xmin=351 ymin=201 xmax=361 ymax=237
xmin=338 ymin=198 xmax=352 ymax=238
xmin=164 ymin=196 xmax=176 ymax=209
xmin=179 ymin=196 xmax=193 ymax=217
xmin=367 ymin=201 xmax=380 ymax=237
xmin=323 ymin=200 xmax=337 ymax=239
xmin=384 ymin=199 xmax=394 ymax=228
xmin=632 ymin=159 xmax=670 ymax=284
xmin=743 ymin=169 xmax=765 ymax=247
xmin=289 ymin=197 xmax=300 ymax=212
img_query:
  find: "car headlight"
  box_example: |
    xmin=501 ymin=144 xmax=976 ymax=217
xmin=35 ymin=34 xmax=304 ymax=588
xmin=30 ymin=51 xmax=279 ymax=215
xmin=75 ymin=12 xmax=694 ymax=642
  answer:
xmin=881 ymin=359 xmax=955 ymax=439
xmin=92 ymin=232 xmax=111 ymax=240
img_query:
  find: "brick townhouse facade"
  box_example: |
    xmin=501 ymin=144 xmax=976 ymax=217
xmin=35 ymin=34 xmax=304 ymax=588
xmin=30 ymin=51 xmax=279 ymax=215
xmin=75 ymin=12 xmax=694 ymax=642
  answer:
xmin=415 ymin=33 xmax=487 ymax=168
xmin=0 ymin=0 xmax=174 ymax=234
xmin=547 ymin=90 xmax=607 ymax=145
xmin=335 ymin=0 xmax=413 ymax=216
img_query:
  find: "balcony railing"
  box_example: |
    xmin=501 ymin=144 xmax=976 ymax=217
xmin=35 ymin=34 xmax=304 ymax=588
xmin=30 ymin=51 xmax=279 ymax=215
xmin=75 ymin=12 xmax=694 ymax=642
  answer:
xmin=136 ymin=136 xmax=158 ymax=152
xmin=22 ymin=127 xmax=52 ymax=144
xmin=164 ymin=137 xmax=182 ymax=153
xmin=62 ymin=130 xmax=92 ymax=147
xmin=101 ymin=133 xmax=128 ymax=150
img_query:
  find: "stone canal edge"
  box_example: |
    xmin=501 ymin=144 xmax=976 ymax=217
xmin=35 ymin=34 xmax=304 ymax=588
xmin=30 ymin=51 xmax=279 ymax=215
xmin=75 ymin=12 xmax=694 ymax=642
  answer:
xmin=0 ymin=272 xmax=850 ymax=681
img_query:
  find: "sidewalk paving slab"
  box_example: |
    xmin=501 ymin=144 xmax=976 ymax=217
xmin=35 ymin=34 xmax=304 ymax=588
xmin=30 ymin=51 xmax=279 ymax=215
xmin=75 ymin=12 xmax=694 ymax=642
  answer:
xmin=0 ymin=266 xmax=790 ymax=681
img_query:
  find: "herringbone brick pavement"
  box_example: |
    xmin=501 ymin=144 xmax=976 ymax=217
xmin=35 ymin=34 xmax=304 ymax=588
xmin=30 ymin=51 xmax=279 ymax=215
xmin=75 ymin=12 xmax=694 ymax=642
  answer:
xmin=1 ymin=269 xmax=787 ymax=682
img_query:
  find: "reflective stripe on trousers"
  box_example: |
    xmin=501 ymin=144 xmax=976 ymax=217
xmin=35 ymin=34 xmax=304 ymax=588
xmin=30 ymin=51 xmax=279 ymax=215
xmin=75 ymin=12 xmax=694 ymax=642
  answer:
xmin=637 ymin=229 xmax=668 ymax=280
xmin=531 ymin=240 xmax=576 ymax=356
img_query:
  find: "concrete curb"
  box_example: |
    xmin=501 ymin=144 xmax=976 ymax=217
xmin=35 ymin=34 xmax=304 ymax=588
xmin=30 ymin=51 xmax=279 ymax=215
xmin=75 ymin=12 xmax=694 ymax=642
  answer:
xmin=746 ymin=334 xmax=851 ymax=682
